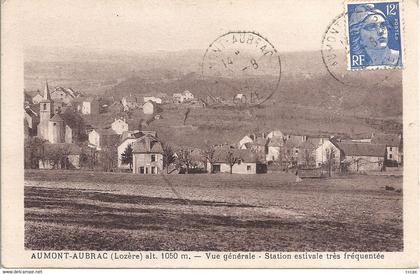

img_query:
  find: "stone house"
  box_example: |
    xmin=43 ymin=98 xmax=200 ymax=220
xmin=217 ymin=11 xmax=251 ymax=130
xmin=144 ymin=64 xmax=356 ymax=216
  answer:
xmin=208 ymin=148 xmax=266 ymax=174
xmin=371 ymin=133 xmax=402 ymax=165
xmin=24 ymin=105 xmax=40 ymax=137
xmin=132 ymin=134 xmax=164 ymax=175
xmin=336 ymin=142 xmax=386 ymax=173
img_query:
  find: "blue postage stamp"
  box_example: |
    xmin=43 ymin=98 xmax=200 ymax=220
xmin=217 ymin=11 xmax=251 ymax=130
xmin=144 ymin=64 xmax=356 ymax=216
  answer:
xmin=346 ymin=1 xmax=403 ymax=70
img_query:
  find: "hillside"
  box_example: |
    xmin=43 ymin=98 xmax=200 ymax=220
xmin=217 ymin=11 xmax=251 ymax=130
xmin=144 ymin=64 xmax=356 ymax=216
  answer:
xmin=24 ymin=47 xmax=402 ymax=145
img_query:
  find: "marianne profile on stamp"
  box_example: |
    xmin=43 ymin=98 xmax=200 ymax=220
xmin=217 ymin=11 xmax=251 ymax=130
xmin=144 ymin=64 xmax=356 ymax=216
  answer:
xmin=347 ymin=2 xmax=402 ymax=69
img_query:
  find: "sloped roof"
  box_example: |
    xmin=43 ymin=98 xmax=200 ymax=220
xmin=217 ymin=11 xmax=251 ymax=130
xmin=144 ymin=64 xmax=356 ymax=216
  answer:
xmin=284 ymin=138 xmax=302 ymax=148
xmin=268 ymin=136 xmax=283 ymax=147
xmin=132 ymin=135 xmax=163 ymax=153
xmin=91 ymin=128 xmax=118 ymax=136
xmin=298 ymin=141 xmax=316 ymax=150
xmin=51 ymin=86 xmax=82 ymax=98
xmin=25 ymin=105 xmax=39 ymax=117
xmin=371 ymin=133 xmax=401 ymax=147
xmin=306 ymin=138 xmax=322 ymax=147
xmin=254 ymin=137 xmax=268 ymax=146
xmin=39 ymin=81 xmax=51 ymax=103
xmin=336 ymin=142 xmax=386 ymax=157
xmin=213 ymin=148 xmax=257 ymax=163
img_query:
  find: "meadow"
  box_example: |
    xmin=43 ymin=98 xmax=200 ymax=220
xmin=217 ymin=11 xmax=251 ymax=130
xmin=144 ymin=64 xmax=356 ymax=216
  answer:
xmin=25 ymin=170 xmax=403 ymax=251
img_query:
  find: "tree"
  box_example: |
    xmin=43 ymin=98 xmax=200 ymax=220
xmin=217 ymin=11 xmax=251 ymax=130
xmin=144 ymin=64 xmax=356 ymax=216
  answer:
xmin=202 ymin=145 xmax=216 ymax=173
xmin=79 ymin=142 xmax=97 ymax=170
xmin=43 ymin=145 xmax=66 ymax=169
xmin=226 ymin=149 xmax=240 ymax=174
xmin=175 ymin=148 xmax=193 ymax=174
xmin=121 ymin=144 xmax=133 ymax=171
xmin=325 ymin=148 xmax=336 ymax=177
xmin=24 ymin=137 xmax=47 ymax=169
xmin=301 ymin=148 xmax=315 ymax=168
xmin=99 ymin=145 xmax=118 ymax=172
xmin=162 ymin=144 xmax=176 ymax=173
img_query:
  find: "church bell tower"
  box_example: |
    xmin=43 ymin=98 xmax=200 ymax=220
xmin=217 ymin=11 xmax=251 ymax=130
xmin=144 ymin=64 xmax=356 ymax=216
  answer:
xmin=37 ymin=80 xmax=53 ymax=140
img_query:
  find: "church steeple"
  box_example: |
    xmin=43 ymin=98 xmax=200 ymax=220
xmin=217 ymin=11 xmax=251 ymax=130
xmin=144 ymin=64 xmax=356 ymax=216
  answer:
xmin=43 ymin=80 xmax=51 ymax=101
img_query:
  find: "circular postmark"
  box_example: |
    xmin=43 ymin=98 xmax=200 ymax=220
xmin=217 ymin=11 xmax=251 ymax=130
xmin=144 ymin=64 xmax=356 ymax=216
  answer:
xmin=321 ymin=13 xmax=398 ymax=87
xmin=201 ymin=31 xmax=281 ymax=107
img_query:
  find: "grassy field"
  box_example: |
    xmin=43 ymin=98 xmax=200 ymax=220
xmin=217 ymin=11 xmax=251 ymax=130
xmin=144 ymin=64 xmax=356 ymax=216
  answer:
xmin=24 ymin=170 xmax=403 ymax=251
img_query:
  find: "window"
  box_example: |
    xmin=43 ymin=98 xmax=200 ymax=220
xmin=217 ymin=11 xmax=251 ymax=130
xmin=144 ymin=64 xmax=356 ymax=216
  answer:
xmin=151 ymin=166 xmax=156 ymax=174
xmin=151 ymin=154 xmax=156 ymax=162
xmin=145 ymin=167 xmax=149 ymax=174
xmin=43 ymin=104 xmax=47 ymax=110
xmin=139 ymin=167 xmax=144 ymax=174
xmin=247 ymin=165 xmax=251 ymax=171
xmin=53 ymin=123 xmax=56 ymax=126
xmin=389 ymin=154 xmax=393 ymax=159
xmin=389 ymin=147 xmax=392 ymax=151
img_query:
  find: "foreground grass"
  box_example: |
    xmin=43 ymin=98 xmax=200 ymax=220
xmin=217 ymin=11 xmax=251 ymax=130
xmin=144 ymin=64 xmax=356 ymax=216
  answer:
xmin=25 ymin=170 xmax=403 ymax=251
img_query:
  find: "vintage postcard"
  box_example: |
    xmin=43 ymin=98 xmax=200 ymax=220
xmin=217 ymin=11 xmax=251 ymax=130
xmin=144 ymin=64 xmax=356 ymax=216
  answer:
xmin=1 ymin=0 xmax=418 ymax=269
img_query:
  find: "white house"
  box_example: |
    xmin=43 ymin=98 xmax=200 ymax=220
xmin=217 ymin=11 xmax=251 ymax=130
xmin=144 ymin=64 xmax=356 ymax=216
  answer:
xmin=172 ymin=93 xmax=184 ymax=104
xmin=143 ymin=96 xmax=162 ymax=104
xmin=182 ymin=90 xmax=194 ymax=101
xmin=207 ymin=148 xmax=266 ymax=174
xmin=238 ymin=135 xmax=254 ymax=149
xmin=111 ymin=118 xmax=128 ymax=135
xmin=234 ymin=93 xmax=247 ymax=104
xmin=132 ymin=135 xmax=164 ymax=175
xmin=314 ymin=139 xmax=341 ymax=168
xmin=266 ymin=136 xmax=283 ymax=162
xmin=173 ymin=90 xmax=194 ymax=103
xmin=118 ymin=136 xmax=139 ymax=170
xmin=76 ymin=97 xmax=100 ymax=115
xmin=267 ymin=130 xmax=284 ymax=140
xmin=143 ymin=101 xmax=156 ymax=115
xmin=371 ymin=133 xmax=402 ymax=164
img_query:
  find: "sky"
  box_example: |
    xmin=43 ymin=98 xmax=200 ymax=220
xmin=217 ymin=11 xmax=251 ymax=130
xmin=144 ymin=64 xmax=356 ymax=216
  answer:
xmin=14 ymin=0 xmax=343 ymax=53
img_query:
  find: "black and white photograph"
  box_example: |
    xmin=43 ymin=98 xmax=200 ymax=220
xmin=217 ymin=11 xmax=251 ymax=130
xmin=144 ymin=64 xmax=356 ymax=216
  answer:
xmin=1 ymin=0 xmax=418 ymax=269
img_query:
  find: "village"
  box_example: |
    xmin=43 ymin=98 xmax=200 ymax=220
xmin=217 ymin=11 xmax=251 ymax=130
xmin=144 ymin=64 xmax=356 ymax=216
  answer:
xmin=24 ymin=81 xmax=403 ymax=178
